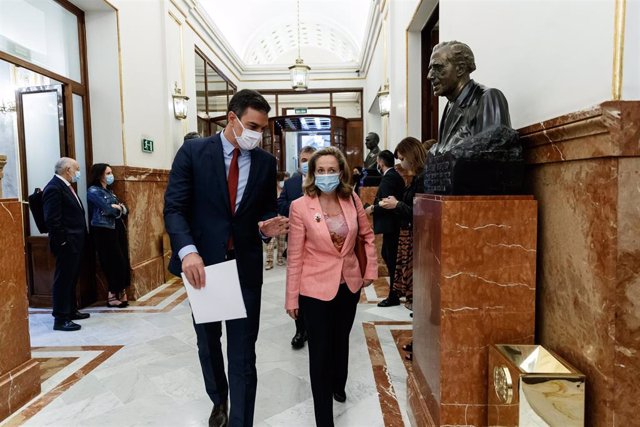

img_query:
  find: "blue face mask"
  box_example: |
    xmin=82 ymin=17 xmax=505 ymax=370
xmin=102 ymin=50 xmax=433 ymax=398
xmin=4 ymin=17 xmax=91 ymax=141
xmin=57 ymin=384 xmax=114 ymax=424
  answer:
xmin=72 ymin=170 xmax=81 ymax=183
xmin=106 ymin=174 xmax=115 ymax=185
xmin=300 ymin=161 xmax=309 ymax=175
xmin=315 ymin=173 xmax=340 ymax=193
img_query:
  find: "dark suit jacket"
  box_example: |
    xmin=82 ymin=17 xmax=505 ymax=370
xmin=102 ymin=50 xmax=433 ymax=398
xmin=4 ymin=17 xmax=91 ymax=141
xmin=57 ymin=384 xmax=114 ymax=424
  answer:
xmin=436 ymin=79 xmax=510 ymax=154
xmin=277 ymin=174 xmax=303 ymax=217
xmin=42 ymin=176 xmax=87 ymax=255
xmin=372 ymin=168 xmax=405 ymax=235
xmin=164 ymin=133 xmax=277 ymax=287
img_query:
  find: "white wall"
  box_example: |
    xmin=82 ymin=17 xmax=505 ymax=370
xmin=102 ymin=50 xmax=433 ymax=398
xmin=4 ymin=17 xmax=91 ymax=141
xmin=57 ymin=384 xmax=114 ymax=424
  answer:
xmin=85 ymin=10 xmax=124 ymax=166
xmin=439 ymin=0 xmax=615 ymax=128
xmin=623 ymin=0 xmax=640 ymax=99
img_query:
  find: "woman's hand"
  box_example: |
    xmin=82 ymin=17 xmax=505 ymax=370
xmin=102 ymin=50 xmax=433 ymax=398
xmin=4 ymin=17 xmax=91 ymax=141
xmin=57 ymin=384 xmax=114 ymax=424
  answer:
xmin=378 ymin=196 xmax=399 ymax=209
xmin=363 ymin=280 xmax=373 ymax=287
xmin=286 ymin=309 xmax=299 ymax=320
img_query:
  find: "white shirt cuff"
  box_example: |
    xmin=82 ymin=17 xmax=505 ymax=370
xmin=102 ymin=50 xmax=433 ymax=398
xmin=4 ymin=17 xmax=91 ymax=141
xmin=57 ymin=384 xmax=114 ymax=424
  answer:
xmin=178 ymin=245 xmax=198 ymax=261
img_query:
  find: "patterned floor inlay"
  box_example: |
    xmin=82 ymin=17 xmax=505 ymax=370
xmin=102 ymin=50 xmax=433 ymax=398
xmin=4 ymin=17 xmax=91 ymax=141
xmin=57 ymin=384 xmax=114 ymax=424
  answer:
xmin=2 ymin=346 xmax=122 ymax=426
xmin=28 ymin=278 xmax=187 ymax=315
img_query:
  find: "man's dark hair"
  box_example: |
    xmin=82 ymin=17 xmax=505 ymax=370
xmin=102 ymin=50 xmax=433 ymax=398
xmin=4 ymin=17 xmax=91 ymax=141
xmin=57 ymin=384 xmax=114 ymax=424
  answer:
xmin=299 ymin=145 xmax=316 ymax=155
xmin=377 ymin=150 xmax=395 ymax=168
xmin=89 ymin=163 xmax=110 ymax=188
xmin=228 ymin=89 xmax=271 ymax=118
xmin=184 ymin=131 xmax=201 ymax=141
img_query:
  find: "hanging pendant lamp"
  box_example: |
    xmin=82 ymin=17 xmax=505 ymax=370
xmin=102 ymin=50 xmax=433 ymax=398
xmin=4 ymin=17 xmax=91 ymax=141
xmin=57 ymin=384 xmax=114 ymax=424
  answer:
xmin=289 ymin=0 xmax=310 ymax=91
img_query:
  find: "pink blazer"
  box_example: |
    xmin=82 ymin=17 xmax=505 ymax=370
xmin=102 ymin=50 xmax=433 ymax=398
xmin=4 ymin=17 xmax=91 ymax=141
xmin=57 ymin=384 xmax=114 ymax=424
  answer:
xmin=285 ymin=192 xmax=378 ymax=310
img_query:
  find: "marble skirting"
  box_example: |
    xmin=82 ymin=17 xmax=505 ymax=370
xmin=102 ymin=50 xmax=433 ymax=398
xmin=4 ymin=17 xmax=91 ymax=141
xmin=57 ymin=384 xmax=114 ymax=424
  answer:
xmin=0 ymin=199 xmax=40 ymax=421
xmin=520 ymin=100 xmax=640 ymax=426
xmin=109 ymin=166 xmax=170 ymax=301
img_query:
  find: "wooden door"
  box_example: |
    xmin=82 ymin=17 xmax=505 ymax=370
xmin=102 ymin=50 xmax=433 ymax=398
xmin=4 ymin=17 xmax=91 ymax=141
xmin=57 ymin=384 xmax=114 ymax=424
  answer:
xmin=345 ymin=119 xmax=363 ymax=170
xmin=16 ymin=85 xmax=95 ymax=308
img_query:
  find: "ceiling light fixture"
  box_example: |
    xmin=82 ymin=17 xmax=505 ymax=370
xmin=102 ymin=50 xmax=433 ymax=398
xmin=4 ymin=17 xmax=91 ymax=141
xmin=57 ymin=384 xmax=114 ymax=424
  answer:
xmin=289 ymin=0 xmax=310 ymax=91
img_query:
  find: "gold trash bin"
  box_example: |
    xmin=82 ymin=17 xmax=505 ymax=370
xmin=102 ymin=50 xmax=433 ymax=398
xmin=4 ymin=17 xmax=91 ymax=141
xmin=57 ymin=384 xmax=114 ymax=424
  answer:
xmin=488 ymin=344 xmax=585 ymax=426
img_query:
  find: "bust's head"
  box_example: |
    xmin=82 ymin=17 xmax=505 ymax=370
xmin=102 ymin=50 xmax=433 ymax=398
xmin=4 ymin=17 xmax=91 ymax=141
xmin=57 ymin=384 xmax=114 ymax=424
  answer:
xmin=427 ymin=41 xmax=475 ymax=100
xmin=365 ymin=132 xmax=380 ymax=150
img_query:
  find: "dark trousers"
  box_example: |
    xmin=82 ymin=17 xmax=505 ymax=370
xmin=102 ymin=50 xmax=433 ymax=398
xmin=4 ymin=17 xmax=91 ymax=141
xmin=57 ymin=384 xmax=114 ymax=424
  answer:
xmin=91 ymin=221 xmax=131 ymax=294
xmin=192 ymin=266 xmax=262 ymax=427
xmin=381 ymin=230 xmax=400 ymax=295
xmin=51 ymin=234 xmax=85 ymax=320
xmin=300 ymin=283 xmax=361 ymax=427
xmin=294 ymin=308 xmax=306 ymax=335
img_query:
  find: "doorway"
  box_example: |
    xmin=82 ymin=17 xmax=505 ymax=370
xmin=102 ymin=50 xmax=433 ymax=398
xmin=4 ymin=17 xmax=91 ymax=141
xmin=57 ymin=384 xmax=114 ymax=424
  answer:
xmin=421 ymin=5 xmax=439 ymax=142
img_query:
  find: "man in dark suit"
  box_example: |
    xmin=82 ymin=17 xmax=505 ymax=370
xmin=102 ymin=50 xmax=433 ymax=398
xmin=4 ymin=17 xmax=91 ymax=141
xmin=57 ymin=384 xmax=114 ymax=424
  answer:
xmin=277 ymin=145 xmax=315 ymax=349
xmin=43 ymin=157 xmax=90 ymax=331
xmin=164 ymin=90 xmax=288 ymax=427
xmin=365 ymin=150 xmax=405 ymax=307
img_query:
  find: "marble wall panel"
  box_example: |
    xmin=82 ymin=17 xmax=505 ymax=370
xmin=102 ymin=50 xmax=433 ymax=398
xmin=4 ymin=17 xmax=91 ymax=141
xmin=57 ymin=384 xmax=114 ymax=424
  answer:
xmin=409 ymin=195 xmax=537 ymax=425
xmin=520 ymin=100 xmax=640 ymax=426
xmin=109 ymin=167 xmax=170 ymax=299
xmin=0 ymin=200 xmax=40 ymax=421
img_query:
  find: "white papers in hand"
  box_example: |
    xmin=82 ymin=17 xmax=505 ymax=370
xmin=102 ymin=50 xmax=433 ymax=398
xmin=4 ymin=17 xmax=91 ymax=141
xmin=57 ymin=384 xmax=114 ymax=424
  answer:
xmin=181 ymin=260 xmax=247 ymax=324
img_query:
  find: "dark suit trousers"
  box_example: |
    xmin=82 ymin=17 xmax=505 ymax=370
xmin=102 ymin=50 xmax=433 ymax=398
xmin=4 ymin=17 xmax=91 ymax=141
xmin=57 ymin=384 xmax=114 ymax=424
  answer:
xmin=192 ymin=256 xmax=262 ymax=427
xmin=300 ymin=283 xmax=361 ymax=427
xmin=381 ymin=231 xmax=400 ymax=294
xmin=52 ymin=234 xmax=85 ymax=320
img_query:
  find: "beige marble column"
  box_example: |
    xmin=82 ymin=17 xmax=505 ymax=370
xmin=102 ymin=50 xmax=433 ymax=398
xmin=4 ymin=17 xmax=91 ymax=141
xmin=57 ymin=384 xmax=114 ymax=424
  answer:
xmin=0 ymin=199 xmax=40 ymax=421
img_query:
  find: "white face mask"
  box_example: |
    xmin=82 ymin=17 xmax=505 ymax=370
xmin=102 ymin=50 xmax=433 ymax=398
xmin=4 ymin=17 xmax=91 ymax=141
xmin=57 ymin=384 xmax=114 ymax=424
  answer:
xmin=232 ymin=117 xmax=262 ymax=151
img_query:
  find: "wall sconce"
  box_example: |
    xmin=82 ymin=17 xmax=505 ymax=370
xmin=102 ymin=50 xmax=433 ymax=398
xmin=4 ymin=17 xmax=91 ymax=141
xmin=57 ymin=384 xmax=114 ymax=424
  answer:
xmin=172 ymin=82 xmax=189 ymax=120
xmin=377 ymin=80 xmax=390 ymax=116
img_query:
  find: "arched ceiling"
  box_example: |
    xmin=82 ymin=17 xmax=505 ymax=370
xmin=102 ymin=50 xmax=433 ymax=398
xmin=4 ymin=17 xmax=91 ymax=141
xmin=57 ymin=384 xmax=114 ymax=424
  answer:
xmin=199 ymin=0 xmax=372 ymax=67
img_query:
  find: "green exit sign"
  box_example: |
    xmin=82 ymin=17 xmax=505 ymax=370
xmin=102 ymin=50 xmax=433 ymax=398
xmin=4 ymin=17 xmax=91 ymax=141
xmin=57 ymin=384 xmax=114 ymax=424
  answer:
xmin=294 ymin=108 xmax=307 ymax=114
xmin=142 ymin=138 xmax=154 ymax=153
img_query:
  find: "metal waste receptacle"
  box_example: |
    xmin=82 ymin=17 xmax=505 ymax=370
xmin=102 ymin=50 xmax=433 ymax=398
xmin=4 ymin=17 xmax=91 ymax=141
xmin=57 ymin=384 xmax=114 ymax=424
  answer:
xmin=488 ymin=344 xmax=585 ymax=427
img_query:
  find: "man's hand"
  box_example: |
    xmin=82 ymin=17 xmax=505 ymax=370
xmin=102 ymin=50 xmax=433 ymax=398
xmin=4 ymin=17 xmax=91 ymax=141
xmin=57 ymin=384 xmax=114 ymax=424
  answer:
xmin=378 ymin=196 xmax=399 ymax=210
xmin=111 ymin=204 xmax=122 ymax=210
xmin=365 ymin=205 xmax=374 ymax=215
xmin=286 ymin=309 xmax=299 ymax=320
xmin=363 ymin=280 xmax=373 ymax=287
xmin=259 ymin=216 xmax=289 ymax=237
xmin=182 ymin=252 xmax=206 ymax=289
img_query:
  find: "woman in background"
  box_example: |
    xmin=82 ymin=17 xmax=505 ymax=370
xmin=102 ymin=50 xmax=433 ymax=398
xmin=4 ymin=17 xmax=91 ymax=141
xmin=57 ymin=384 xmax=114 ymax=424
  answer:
xmin=87 ymin=164 xmax=131 ymax=308
xmin=265 ymin=171 xmax=288 ymax=270
xmin=286 ymin=147 xmax=377 ymax=427
xmin=379 ymin=137 xmax=427 ymax=359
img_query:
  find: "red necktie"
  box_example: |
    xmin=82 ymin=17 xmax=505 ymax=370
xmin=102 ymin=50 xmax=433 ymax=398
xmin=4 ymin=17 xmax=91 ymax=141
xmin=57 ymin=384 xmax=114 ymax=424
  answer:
xmin=227 ymin=149 xmax=240 ymax=249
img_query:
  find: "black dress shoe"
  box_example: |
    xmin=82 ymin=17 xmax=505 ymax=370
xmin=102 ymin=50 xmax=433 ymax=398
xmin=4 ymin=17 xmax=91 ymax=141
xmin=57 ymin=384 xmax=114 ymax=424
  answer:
xmin=71 ymin=311 xmax=90 ymax=320
xmin=53 ymin=320 xmax=81 ymax=331
xmin=377 ymin=297 xmax=400 ymax=307
xmin=291 ymin=332 xmax=307 ymax=349
xmin=209 ymin=401 xmax=228 ymax=427
xmin=333 ymin=391 xmax=347 ymax=403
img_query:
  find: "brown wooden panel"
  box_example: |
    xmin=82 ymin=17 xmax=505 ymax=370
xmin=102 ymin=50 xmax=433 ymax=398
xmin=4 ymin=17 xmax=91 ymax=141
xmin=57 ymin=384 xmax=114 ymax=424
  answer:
xmin=345 ymin=119 xmax=363 ymax=170
xmin=27 ymin=237 xmax=55 ymax=307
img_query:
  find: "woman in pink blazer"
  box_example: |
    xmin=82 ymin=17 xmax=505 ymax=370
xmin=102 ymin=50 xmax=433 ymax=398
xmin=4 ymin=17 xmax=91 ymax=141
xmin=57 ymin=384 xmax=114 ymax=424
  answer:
xmin=286 ymin=146 xmax=377 ymax=427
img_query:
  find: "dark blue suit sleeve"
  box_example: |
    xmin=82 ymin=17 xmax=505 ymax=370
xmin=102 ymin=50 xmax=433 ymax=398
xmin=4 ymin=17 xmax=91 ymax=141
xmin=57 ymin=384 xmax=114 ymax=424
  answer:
xmin=277 ymin=180 xmax=292 ymax=217
xmin=164 ymin=142 xmax=196 ymax=253
xmin=43 ymin=184 xmax=65 ymax=247
xmin=260 ymin=156 xmax=278 ymax=222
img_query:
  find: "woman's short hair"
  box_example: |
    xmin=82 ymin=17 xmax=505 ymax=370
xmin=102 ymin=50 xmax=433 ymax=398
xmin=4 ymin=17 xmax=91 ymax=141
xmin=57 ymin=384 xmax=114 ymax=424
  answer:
xmin=303 ymin=146 xmax=352 ymax=199
xmin=89 ymin=163 xmax=111 ymax=188
xmin=394 ymin=137 xmax=427 ymax=174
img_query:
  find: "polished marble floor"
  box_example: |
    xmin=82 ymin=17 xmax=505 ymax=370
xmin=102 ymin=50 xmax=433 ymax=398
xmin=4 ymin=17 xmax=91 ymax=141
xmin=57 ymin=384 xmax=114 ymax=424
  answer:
xmin=4 ymin=265 xmax=413 ymax=427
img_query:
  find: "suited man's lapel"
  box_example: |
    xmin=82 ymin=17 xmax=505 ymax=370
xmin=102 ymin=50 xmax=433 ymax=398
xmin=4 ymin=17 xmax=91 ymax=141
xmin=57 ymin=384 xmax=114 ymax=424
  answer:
xmin=207 ymin=136 xmax=231 ymax=216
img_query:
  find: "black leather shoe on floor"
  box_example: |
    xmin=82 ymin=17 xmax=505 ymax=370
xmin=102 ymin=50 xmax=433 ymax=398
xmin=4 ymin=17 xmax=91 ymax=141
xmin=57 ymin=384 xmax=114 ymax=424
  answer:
xmin=377 ymin=297 xmax=400 ymax=307
xmin=71 ymin=311 xmax=90 ymax=320
xmin=53 ymin=320 xmax=81 ymax=332
xmin=291 ymin=332 xmax=307 ymax=349
xmin=208 ymin=401 xmax=228 ymax=427
xmin=333 ymin=391 xmax=347 ymax=403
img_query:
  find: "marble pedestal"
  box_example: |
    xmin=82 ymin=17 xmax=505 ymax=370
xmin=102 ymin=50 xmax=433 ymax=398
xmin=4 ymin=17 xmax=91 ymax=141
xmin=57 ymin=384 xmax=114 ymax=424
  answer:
xmin=0 ymin=200 xmax=40 ymax=421
xmin=407 ymin=195 xmax=537 ymax=426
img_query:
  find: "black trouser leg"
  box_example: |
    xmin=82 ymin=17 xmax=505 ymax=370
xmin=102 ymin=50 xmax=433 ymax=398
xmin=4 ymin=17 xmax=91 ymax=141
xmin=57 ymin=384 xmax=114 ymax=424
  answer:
xmin=193 ymin=317 xmax=228 ymax=406
xmin=301 ymin=284 xmax=361 ymax=427
xmin=331 ymin=284 xmax=360 ymax=395
xmin=294 ymin=308 xmax=306 ymax=334
xmin=381 ymin=231 xmax=400 ymax=296
xmin=52 ymin=237 xmax=84 ymax=320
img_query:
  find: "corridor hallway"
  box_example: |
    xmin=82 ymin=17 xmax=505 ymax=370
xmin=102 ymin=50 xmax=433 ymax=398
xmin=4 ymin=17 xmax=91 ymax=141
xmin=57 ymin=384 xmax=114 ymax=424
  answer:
xmin=3 ymin=266 xmax=412 ymax=427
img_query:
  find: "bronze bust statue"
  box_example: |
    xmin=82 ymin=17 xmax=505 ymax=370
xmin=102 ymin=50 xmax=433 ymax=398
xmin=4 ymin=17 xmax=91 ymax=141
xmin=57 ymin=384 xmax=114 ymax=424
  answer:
xmin=363 ymin=132 xmax=381 ymax=170
xmin=425 ymin=41 xmax=523 ymax=195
